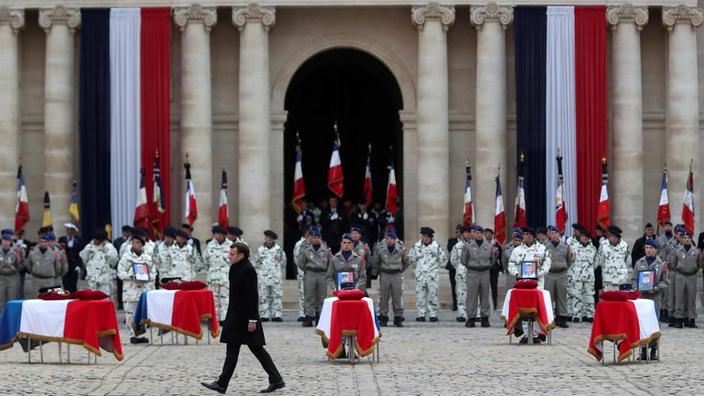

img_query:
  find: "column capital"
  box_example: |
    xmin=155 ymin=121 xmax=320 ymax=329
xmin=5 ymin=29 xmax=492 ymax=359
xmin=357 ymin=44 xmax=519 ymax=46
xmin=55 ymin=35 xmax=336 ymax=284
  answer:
xmin=232 ymin=4 xmax=276 ymax=32
xmin=662 ymin=5 xmax=703 ymax=31
xmin=412 ymin=2 xmax=455 ymax=31
xmin=470 ymin=3 xmax=513 ymax=30
xmin=39 ymin=6 xmax=80 ymax=34
xmin=606 ymin=4 xmax=648 ymax=31
xmin=174 ymin=4 xmax=218 ymax=32
xmin=0 ymin=7 xmax=24 ymax=34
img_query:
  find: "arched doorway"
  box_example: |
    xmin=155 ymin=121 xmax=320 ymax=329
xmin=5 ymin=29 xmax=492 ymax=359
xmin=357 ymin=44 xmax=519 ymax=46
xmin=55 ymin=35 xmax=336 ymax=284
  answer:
xmin=282 ymin=48 xmax=404 ymax=278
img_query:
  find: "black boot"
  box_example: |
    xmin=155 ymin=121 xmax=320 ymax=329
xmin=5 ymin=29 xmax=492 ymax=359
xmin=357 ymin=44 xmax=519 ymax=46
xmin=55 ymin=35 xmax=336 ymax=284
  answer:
xmin=480 ymin=317 xmax=490 ymax=328
xmin=686 ymin=318 xmax=698 ymax=328
xmin=660 ymin=309 xmax=670 ymax=322
xmin=640 ymin=347 xmax=647 ymax=361
xmin=416 ymin=316 xmax=425 ymax=322
xmin=314 ymin=313 xmax=320 ymax=325
xmin=465 ymin=319 xmax=475 ymax=328
xmin=573 ymin=317 xmax=580 ymax=323
xmin=393 ymin=316 xmax=404 ymax=327
xmin=668 ymin=317 xmax=676 ymax=327
xmin=429 ymin=316 xmax=439 ymax=322
xmin=556 ymin=316 xmax=569 ymax=329
xmin=379 ymin=315 xmax=389 ymax=327
xmin=297 ymin=316 xmax=305 ymax=322
xmin=650 ymin=346 xmax=658 ymax=361
xmin=261 ymin=317 xmax=270 ymax=322
xmin=302 ymin=316 xmax=314 ymax=327
xmin=456 ymin=316 xmax=466 ymax=322
xmin=583 ymin=317 xmax=593 ymax=323
xmin=675 ymin=318 xmax=684 ymax=328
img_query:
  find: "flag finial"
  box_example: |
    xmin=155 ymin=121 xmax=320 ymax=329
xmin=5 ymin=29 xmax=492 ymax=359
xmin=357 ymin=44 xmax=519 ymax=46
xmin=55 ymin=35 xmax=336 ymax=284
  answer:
xmin=690 ymin=158 xmax=694 ymax=171
xmin=519 ymin=151 xmax=525 ymax=162
xmin=557 ymin=148 xmax=561 ymax=158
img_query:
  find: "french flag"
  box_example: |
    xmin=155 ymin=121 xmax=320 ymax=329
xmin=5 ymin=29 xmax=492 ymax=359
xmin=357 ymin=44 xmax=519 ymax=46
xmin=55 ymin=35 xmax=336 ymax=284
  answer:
xmin=555 ymin=151 xmax=567 ymax=233
xmin=494 ymin=174 xmax=506 ymax=245
xmin=218 ymin=169 xmax=230 ymax=229
xmin=463 ymin=164 xmax=474 ymax=226
xmin=14 ymin=166 xmax=30 ymax=232
xmin=385 ymin=164 xmax=398 ymax=217
xmin=657 ymin=168 xmax=671 ymax=227
xmin=134 ymin=290 xmax=219 ymax=339
xmin=514 ymin=154 xmax=527 ymax=228
xmin=327 ymin=135 xmax=344 ymax=199
xmin=363 ymin=153 xmax=373 ymax=205
xmin=133 ymin=168 xmax=150 ymax=230
xmin=682 ymin=163 xmax=695 ymax=236
xmin=291 ymin=144 xmax=306 ymax=214
xmin=184 ymin=160 xmax=198 ymax=226
xmin=596 ymin=158 xmax=610 ymax=229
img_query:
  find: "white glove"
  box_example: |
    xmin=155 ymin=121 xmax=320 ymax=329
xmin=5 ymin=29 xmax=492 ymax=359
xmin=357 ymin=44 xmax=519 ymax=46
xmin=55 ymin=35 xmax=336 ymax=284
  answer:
xmin=297 ymin=214 xmax=304 ymax=222
xmin=330 ymin=213 xmax=338 ymax=221
xmin=362 ymin=213 xmax=368 ymax=220
xmin=74 ymin=266 xmax=81 ymax=273
xmin=388 ymin=216 xmax=395 ymax=223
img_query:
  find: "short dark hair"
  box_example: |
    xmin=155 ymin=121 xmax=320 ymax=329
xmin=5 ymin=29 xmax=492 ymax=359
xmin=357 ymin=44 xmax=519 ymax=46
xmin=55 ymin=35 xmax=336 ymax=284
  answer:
xmin=231 ymin=242 xmax=250 ymax=259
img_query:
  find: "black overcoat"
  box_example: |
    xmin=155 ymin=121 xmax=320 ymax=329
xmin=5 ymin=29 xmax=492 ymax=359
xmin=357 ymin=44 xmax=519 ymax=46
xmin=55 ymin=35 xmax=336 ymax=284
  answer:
xmin=220 ymin=258 xmax=265 ymax=345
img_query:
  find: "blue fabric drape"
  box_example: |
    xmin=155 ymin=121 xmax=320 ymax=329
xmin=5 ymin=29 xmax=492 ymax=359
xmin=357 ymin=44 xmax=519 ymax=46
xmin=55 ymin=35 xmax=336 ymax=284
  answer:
xmin=79 ymin=9 xmax=112 ymax=240
xmin=514 ymin=7 xmax=547 ymax=228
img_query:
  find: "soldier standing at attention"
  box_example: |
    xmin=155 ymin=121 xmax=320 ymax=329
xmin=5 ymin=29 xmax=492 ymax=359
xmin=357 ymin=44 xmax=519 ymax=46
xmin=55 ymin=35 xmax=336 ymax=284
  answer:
xmin=670 ymin=230 xmax=702 ymax=328
xmin=0 ymin=231 xmax=22 ymax=313
xmin=544 ymin=225 xmax=572 ymax=328
xmin=118 ymin=235 xmax=156 ymax=344
xmin=203 ymin=226 xmax=232 ymax=325
xmin=227 ymin=226 xmax=247 ymax=245
xmin=632 ymin=239 xmax=668 ymax=360
xmin=502 ymin=228 xmax=523 ymax=290
xmin=154 ymin=227 xmax=176 ymax=280
xmin=409 ymin=227 xmax=446 ymax=322
xmin=656 ymin=221 xmax=676 ymax=321
xmin=450 ymin=225 xmax=470 ymax=322
xmin=565 ymin=223 xmax=585 ymax=322
xmin=597 ymin=225 xmax=630 ymax=291
xmin=171 ymin=229 xmax=202 ymax=281
xmin=26 ymin=233 xmax=67 ymax=296
xmin=293 ymin=227 xmax=309 ymax=322
xmin=350 ymin=226 xmax=372 ymax=288
xmin=371 ymin=230 xmax=408 ymax=327
xmin=461 ymin=224 xmax=496 ymax=328
xmin=327 ymin=234 xmax=366 ymax=292
xmin=296 ymin=227 xmax=329 ymax=327
xmin=79 ymin=230 xmax=118 ymax=298
xmin=570 ymin=231 xmax=597 ymax=323
xmin=253 ymin=230 xmax=286 ymax=322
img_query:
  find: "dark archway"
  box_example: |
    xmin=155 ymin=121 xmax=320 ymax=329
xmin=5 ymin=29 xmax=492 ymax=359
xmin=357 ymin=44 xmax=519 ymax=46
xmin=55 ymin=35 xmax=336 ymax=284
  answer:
xmin=282 ymin=48 xmax=404 ymax=278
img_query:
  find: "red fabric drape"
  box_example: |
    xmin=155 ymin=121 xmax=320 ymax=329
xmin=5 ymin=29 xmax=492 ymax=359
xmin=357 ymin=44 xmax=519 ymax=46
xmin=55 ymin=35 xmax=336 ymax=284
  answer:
xmin=171 ymin=290 xmax=220 ymax=339
xmin=575 ymin=7 xmax=607 ymax=234
xmin=141 ymin=8 xmax=171 ymax=236
xmin=504 ymin=288 xmax=552 ymax=336
xmin=327 ymin=299 xmax=377 ymax=359
xmin=588 ymin=300 xmax=641 ymax=361
xmin=63 ymin=300 xmax=124 ymax=361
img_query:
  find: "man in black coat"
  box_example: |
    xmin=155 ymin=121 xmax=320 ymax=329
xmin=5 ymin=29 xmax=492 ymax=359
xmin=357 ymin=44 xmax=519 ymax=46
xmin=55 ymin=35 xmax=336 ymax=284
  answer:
xmin=59 ymin=223 xmax=84 ymax=292
xmin=202 ymin=242 xmax=285 ymax=394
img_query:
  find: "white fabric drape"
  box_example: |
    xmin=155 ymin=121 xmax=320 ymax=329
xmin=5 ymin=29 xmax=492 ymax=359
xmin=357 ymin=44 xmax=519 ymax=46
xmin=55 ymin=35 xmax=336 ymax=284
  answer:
xmin=545 ymin=6 xmax=577 ymax=236
xmin=110 ymin=9 xmax=141 ymax=239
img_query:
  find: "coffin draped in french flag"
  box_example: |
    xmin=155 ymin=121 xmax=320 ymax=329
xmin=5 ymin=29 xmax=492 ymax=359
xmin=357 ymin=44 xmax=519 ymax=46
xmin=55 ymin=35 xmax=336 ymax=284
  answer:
xmin=134 ymin=289 xmax=219 ymax=339
xmin=315 ymin=297 xmax=380 ymax=359
xmin=0 ymin=299 xmax=123 ymax=361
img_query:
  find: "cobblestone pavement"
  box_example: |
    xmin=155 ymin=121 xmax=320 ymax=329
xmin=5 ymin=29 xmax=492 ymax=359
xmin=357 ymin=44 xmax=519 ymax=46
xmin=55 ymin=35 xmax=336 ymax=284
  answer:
xmin=1 ymin=307 xmax=703 ymax=396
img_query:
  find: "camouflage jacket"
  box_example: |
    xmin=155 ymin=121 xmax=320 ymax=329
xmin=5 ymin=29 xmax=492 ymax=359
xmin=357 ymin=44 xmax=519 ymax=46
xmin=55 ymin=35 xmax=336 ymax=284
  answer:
xmin=167 ymin=243 xmax=202 ymax=280
xmin=253 ymin=243 xmax=286 ymax=286
xmin=571 ymin=242 xmax=597 ymax=281
xmin=508 ymin=242 xmax=551 ymax=288
xmin=597 ymin=240 xmax=630 ymax=285
xmin=79 ymin=241 xmax=118 ymax=284
xmin=450 ymin=239 xmax=467 ymax=275
xmin=408 ymin=240 xmax=446 ymax=279
xmin=203 ymin=238 xmax=233 ymax=285
xmin=117 ymin=249 xmax=156 ymax=301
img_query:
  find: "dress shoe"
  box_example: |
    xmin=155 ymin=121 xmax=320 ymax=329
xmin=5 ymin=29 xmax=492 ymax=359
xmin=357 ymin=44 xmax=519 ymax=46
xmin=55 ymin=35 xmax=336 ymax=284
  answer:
xmin=429 ymin=317 xmax=438 ymax=322
xmin=660 ymin=310 xmax=670 ymax=323
xmin=271 ymin=317 xmax=283 ymax=322
xmin=687 ymin=319 xmax=698 ymax=328
xmin=260 ymin=380 xmax=286 ymax=393
xmin=393 ymin=316 xmax=404 ymax=327
xmin=465 ymin=319 xmax=475 ymax=328
xmin=675 ymin=318 xmax=684 ymax=328
xmin=261 ymin=317 xmax=270 ymax=322
xmin=668 ymin=318 xmax=676 ymax=327
xmin=456 ymin=317 xmax=466 ymax=322
xmin=480 ymin=317 xmax=490 ymax=328
xmin=416 ymin=317 xmax=425 ymax=322
xmin=556 ymin=317 xmax=569 ymax=329
xmin=537 ymin=334 xmax=546 ymax=342
xmin=130 ymin=336 xmax=149 ymax=344
xmin=297 ymin=316 xmax=305 ymax=322
xmin=201 ymin=381 xmax=226 ymax=394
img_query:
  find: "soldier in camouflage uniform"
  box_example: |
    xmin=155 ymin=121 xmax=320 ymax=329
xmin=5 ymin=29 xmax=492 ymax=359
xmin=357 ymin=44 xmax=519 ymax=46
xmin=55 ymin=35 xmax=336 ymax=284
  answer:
xmin=253 ymin=230 xmax=286 ymax=321
xmin=0 ymin=232 xmax=22 ymax=313
xmin=632 ymin=239 xmax=668 ymax=360
xmin=408 ymin=227 xmax=446 ymax=322
xmin=26 ymin=233 xmax=67 ymax=296
xmin=669 ymin=231 xmax=702 ymax=328
xmin=565 ymin=223 xmax=585 ymax=321
xmin=292 ymin=228 xmax=309 ymax=322
xmin=596 ymin=225 xmax=630 ymax=291
xmin=296 ymin=226 xmax=329 ymax=327
xmin=168 ymin=229 xmax=202 ymax=281
xmin=570 ymin=231 xmax=597 ymax=322
xmin=450 ymin=226 xmax=470 ymax=321
xmin=371 ymin=229 xmax=408 ymax=327
xmin=502 ymin=228 xmax=523 ymax=290
xmin=656 ymin=221 xmax=677 ymax=321
xmin=202 ymin=226 xmax=232 ymax=324
xmin=79 ymin=230 xmax=118 ymax=297
xmin=118 ymin=236 xmax=157 ymax=343
xmin=327 ymin=234 xmax=366 ymax=291
xmin=153 ymin=227 xmax=176 ymax=280
xmin=120 ymin=227 xmax=156 ymax=259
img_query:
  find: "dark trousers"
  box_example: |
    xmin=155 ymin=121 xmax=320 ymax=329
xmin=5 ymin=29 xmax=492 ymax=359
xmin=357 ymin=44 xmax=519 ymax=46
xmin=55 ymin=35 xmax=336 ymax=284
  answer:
xmin=218 ymin=343 xmax=282 ymax=389
xmin=489 ymin=267 xmax=499 ymax=310
xmin=448 ymin=266 xmax=457 ymax=311
xmin=116 ymin=278 xmax=124 ymax=309
xmin=62 ymin=269 xmax=78 ymax=293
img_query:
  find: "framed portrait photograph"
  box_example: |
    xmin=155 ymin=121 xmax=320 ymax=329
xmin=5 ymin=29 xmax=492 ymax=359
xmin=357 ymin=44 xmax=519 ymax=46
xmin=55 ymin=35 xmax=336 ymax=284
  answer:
xmin=337 ymin=271 xmax=355 ymax=290
xmin=132 ymin=262 xmax=150 ymax=282
xmin=637 ymin=270 xmax=656 ymax=292
xmin=520 ymin=261 xmax=538 ymax=279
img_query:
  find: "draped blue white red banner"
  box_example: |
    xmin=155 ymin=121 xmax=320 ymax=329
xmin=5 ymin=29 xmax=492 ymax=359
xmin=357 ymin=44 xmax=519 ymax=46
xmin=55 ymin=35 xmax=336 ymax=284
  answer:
xmin=79 ymin=8 xmax=171 ymax=240
xmin=463 ymin=165 xmax=474 ymax=226
xmin=14 ymin=166 xmax=29 ymax=232
xmin=218 ymin=169 xmax=230 ymax=229
xmin=657 ymin=168 xmax=671 ymax=227
xmin=514 ymin=6 xmax=607 ymax=234
xmin=682 ymin=164 xmax=695 ymax=235
xmin=494 ymin=173 xmax=506 ymax=245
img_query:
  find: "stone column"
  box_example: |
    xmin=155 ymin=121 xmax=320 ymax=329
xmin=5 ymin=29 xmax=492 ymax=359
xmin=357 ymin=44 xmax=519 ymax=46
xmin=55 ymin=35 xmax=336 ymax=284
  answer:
xmin=663 ymin=6 xmax=702 ymax=233
xmin=0 ymin=8 xmax=23 ymax=228
xmin=174 ymin=5 xmax=217 ymax=238
xmin=233 ymin=4 xmax=275 ymax=245
xmin=607 ymin=4 xmax=648 ymax=241
xmin=470 ymin=3 xmax=512 ymax=229
xmin=412 ymin=3 xmax=454 ymax=244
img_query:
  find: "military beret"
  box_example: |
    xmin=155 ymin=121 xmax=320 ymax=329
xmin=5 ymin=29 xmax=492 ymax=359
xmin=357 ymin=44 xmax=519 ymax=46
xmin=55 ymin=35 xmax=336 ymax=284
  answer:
xmin=175 ymin=229 xmax=189 ymax=239
xmin=483 ymin=228 xmax=494 ymax=234
xmin=181 ymin=223 xmax=193 ymax=230
xmin=341 ymin=233 xmax=354 ymax=242
xmin=38 ymin=233 xmax=50 ymax=241
xmin=682 ymin=230 xmax=692 ymax=238
xmin=130 ymin=235 xmax=145 ymax=245
xmin=164 ymin=226 xmax=177 ymax=238
xmin=675 ymin=224 xmax=685 ymax=234
xmin=350 ymin=225 xmax=362 ymax=233
xmin=211 ymin=225 xmax=227 ymax=235
xmin=571 ymin=223 xmax=585 ymax=231
xmin=469 ymin=224 xmax=483 ymax=232
xmin=462 ymin=225 xmax=473 ymax=233
xmin=536 ymin=227 xmax=547 ymax=234
xmin=512 ymin=228 xmax=524 ymax=238
xmin=522 ymin=227 xmax=536 ymax=236
xmin=228 ymin=226 xmax=243 ymax=236
xmin=547 ymin=225 xmax=559 ymax=233
xmin=94 ymin=230 xmax=108 ymax=241
xmin=1 ymin=229 xmax=13 ymax=236
xmin=308 ymin=226 xmax=321 ymax=237
xmin=134 ymin=227 xmax=149 ymax=237
xmin=663 ymin=221 xmax=673 ymax=226
xmin=121 ymin=225 xmax=133 ymax=232
xmin=579 ymin=230 xmax=591 ymax=239
xmin=645 ymin=239 xmax=658 ymax=249
xmin=607 ymin=225 xmax=622 ymax=237
xmin=455 ymin=224 xmax=464 ymax=232
xmin=420 ymin=227 xmax=434 ymax=236
xmin=385 ymin=230 xmax=398 ymax=239
xmin=45 ymin=231 xmax=56 ymax=241
xmin=264 ymin=230 xmax=278 ymax=240
xmin=1 ymin=234 xmax=12 ymax=241
xmin=645 ymin=223 xmax=654 ymax=229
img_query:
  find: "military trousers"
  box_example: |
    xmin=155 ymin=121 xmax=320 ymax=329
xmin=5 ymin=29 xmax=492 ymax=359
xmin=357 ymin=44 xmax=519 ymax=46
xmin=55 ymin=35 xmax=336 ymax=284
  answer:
xmin=304 ymin=270 xmax=327 ymax=317
xmin=666 ymin=270 xmax=677 ymax=313
xmin=674 ymin=272 xmax=698 ymax=320
xmin=570 ymin=278 xmax=595 ymax=319
xmin=455 ymin=266 xmax=467 ymax=318
xmin=0 ymin=274 xmax=19 ymax=313
xmin=297 ymin=268 xmax=305 ymax=318
xmin=466 ymin=269 xmax=491 ymax=318
xmin=259 ymin=282 xmax=283 ymax=319
xmin=88 ymin=280 xmax=112 ymax=299
xmin=415 ymin=272 xmax=439 ymax=318
xmin=544 ymin=272 xmax=569 ymax=317
xmin=378 ymin=271 xmax=403 ymax=317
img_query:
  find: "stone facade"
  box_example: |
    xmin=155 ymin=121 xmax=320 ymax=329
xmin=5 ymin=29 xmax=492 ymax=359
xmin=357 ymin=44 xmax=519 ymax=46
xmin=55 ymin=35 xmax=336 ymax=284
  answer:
xmin=1 ymin=2 xmax=703 ymax=245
